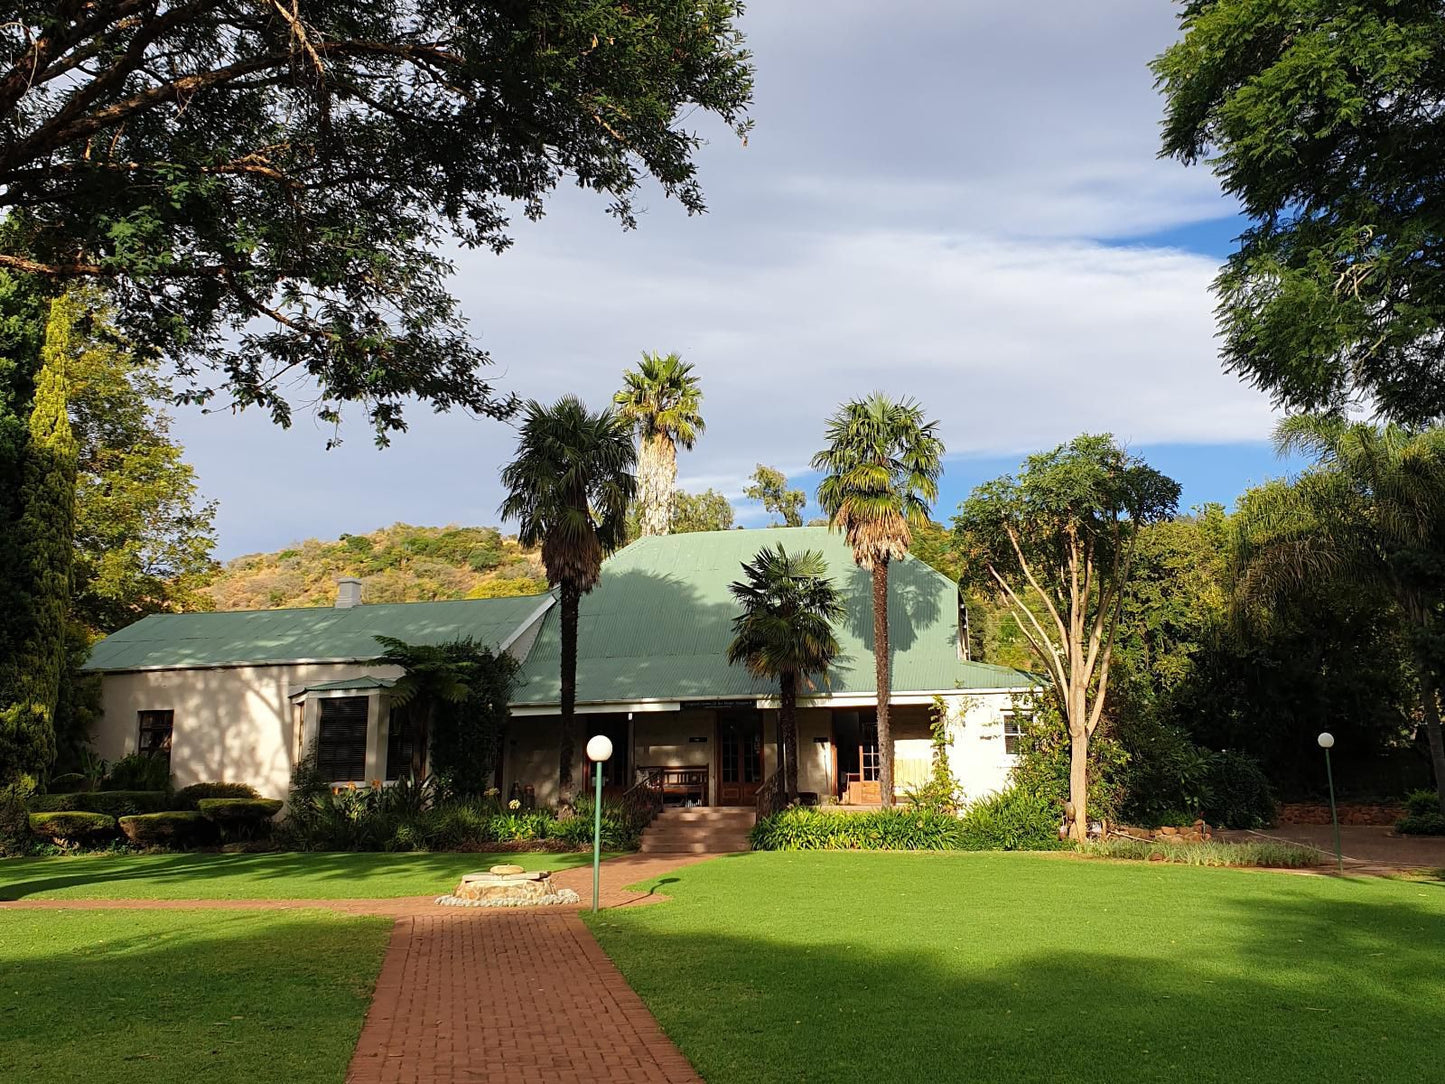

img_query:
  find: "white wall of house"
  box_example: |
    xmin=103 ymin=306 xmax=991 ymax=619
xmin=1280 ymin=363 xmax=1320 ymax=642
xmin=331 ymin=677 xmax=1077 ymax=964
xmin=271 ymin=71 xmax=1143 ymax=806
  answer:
xmin=939 ymin=692 xmax=1021 ymax=801
xmin=93 ymin=661 xmax=402 ymax=797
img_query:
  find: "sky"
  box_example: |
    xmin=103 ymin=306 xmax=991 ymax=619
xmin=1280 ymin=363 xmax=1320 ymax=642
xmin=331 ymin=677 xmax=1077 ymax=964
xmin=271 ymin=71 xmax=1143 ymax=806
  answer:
xmin=171 ymin=1 xmax=1296 ymax=560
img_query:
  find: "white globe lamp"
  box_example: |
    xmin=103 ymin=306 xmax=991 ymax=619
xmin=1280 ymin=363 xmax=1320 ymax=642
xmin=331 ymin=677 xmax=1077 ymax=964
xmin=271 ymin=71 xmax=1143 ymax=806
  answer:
xmin=1317 ymin=732 xmax=1334 ymax=749
xmin=585 ymin=733 xmax=614 ymax=913
xmin=586 ymin=734 xmax=614 ymax=762
xmin=1316 ymin=732 xmax=1341 ymax=871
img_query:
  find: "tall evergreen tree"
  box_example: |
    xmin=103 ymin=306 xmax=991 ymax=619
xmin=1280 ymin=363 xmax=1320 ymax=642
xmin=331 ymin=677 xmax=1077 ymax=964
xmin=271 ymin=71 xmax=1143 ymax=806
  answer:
xmin=0 ymin=291 xmax=79 ymax=785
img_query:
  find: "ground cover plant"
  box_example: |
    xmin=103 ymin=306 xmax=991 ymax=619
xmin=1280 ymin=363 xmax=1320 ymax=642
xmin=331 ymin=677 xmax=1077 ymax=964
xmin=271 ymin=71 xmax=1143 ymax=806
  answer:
xmin=0 ymin=850 xmax=601 ymax=900
xmin=0 ymin=909 xmax=389 ymax=1084
xmin=1079 ymin=837 xmax=1315 ymax=868
xmin=587 ymin=852 xmax=1445 ymax=1084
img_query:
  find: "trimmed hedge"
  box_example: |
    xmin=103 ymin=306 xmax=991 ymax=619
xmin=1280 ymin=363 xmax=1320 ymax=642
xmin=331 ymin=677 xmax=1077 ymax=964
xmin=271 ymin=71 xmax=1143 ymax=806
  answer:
xmin=173 ymin=782 xmax=261 ymax=810
xmin=1396 ymin=811 xmax=1445 ymax=836
xmin=197 ymin=798 xmax=283 ymax=821
xmin=29 ymin=811 xmax=119 ymax=844
xmin=118 ymin=811 xmax=218 ymax=847
xmin=1080 ymin=837 xmax=1317 ymax=868
xmin=29 ymin=791 xmax=171 ymax=816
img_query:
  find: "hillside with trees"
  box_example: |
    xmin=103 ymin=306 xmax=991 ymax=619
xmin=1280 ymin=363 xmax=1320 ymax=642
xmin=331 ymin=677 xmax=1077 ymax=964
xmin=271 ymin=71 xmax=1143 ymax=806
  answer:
xmin=206 ymin=525 xmax=548 ymax=611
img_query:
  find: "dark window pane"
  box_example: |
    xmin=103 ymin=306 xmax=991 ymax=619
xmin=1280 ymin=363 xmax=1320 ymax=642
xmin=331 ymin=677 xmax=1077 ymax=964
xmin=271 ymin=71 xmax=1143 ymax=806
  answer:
xmin=385 ymin=707 xmax=416 ymax=781
xmin=138 ymin=710 xmax=174 ymax=768
xmin=317 ymin=697 xmax=369 ymax=781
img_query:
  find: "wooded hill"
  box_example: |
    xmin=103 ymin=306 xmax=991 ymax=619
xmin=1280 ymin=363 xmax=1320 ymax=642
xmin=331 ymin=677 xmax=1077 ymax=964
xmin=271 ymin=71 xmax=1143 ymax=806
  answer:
xmin=205 ymin=524 xmax=547 ymax=611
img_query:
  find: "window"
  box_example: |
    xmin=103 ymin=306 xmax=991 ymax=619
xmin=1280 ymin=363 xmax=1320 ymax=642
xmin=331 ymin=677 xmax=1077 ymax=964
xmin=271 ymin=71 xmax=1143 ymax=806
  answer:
xmin=385 ymin=706 xmax=418 ymax=782
xmin=1002 ymin=714 xmax=1023 ymax=756
xmin=138 ymin=710 xmax=174 ymax=766
xmin=316 ymin=697 xmax=369 ymax=781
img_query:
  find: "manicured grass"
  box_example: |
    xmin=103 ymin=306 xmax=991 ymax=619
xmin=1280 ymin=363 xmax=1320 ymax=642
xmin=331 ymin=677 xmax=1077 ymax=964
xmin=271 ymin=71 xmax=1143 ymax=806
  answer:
xmin=0 ymin=850 xmax=605 ymax=900
xmin=586 ymin=851 xmax=1445 ymax=1083
xmin=0 ymin=909 xmax=390 ymax=1084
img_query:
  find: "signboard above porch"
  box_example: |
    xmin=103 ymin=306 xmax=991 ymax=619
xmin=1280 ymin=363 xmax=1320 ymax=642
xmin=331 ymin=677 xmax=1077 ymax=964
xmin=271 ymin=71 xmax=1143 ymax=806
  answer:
xmin=680 ymin=698 xmax=759 ymax=711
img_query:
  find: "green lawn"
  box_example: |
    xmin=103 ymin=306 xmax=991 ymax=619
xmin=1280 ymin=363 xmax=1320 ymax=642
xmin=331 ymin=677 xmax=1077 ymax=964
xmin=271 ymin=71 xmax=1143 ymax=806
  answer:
xmin=0 ymin=909 xmax=390 ymax=1084
xmin=0 ymin=850 xmax=603 ymax=900
xmin=586 ymin=852 xmax=1445 ymax=1083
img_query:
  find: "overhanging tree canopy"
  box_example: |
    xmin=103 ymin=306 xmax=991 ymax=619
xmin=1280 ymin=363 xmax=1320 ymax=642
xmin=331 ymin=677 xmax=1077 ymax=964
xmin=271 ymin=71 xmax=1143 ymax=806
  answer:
xmin=0 ymin=2 xmax=753 ymax=440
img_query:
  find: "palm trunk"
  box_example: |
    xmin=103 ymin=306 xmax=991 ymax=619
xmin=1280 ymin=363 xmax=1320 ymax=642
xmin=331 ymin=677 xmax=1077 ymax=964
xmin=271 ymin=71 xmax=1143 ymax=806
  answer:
xmin=873 ymin=560 xmax=894 ymax=807
xmin=780 ymin=670 xmax=799 ymax=799
xmin=639 ymin=434 xmax=676 ymax=537
xmin=558 ymin=580 xmax=580 ymax=808
xmin=1416 ymin=656 xmax=1445 ymax=819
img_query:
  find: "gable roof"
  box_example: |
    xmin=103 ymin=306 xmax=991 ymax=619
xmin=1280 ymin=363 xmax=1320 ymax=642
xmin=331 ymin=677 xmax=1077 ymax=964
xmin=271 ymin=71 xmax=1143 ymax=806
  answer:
xmin=512 ymin=526 xmax=1034 ymax=705
xmin=82 ymin=595 xmax=548 ymax=673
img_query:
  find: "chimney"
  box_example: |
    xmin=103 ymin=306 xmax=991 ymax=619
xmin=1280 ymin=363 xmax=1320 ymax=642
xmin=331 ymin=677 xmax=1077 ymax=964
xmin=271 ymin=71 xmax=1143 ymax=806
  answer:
xmin=335 ymin=577 xmax=363 ymax=609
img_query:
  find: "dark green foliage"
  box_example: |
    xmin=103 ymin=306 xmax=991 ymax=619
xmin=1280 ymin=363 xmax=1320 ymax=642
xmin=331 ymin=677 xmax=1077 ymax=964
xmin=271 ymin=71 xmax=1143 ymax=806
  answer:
xmin=198 ymin=798 xmax=283 ymax=842
xmin=1154 ymin=1 xmax=1445 ymax=423
xmin=1008 ymin=698 xmax=1128 ymax=824
xmin=904 ymin=698 xmax=964 ymax=814
xmin=1397 ymin=812 xmax=1445 ymax=836
xmin=750 ymin=794 xmax=1066 ymax=853
xmin=102 ymin=752 xmax=171 ymax=792
xmin=0 ymin=292 xmax=78 ymax=787
xmin=1405 ymin=790 xmax=1441 ymax=817
xmin=117 ymin=811 xmax=217 ymax=848
xmin=171 ymin=782 xmax=260 ymax=810
xmin=0 ymin=786 xmax=32 ymax=855
xmin=671 ymin=489 xmax=734 ymax=534
xmin=29 ymin=790 xmax=170 ymax=816
xmin=2 ymin=3 xmax=753 ymax=441
xmin=28 ymin=810 xmax=117 ymax=843
xmin=1202 ymin=750 xmax=1277 ymax=830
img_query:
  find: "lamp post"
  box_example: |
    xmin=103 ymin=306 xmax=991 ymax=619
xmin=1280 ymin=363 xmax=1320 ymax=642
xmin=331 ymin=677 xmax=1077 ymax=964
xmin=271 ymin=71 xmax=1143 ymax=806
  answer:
xmin=585 ymin=734 xmax=613 ymax=913
xmin=1317 ymin=732 xmax=1342 ymax=873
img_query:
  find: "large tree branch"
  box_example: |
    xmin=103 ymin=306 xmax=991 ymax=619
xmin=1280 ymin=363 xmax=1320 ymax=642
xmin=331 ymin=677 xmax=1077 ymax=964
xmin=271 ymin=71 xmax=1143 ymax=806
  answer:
xmin=988 ymin=564 xmax=1068 ymax=693
xmin=1006 ymin=524 xmax=1070 ymax=648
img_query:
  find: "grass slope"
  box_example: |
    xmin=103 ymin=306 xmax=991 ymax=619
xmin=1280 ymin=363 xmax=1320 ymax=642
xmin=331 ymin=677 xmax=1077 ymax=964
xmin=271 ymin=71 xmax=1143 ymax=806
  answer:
xmin=587 ymin=851 xmax=1445 ymax=1084
xmin=0 ymin=850 xmax=601 ymax=900
xmin=0 ymin=910 xmax=389 ymax=1084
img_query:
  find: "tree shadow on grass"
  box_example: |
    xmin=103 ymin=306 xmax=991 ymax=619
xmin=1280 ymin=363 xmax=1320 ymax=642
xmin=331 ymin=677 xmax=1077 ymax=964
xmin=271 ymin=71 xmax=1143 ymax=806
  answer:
xmin=589 ymin=868 xmax=1445 ymax=1084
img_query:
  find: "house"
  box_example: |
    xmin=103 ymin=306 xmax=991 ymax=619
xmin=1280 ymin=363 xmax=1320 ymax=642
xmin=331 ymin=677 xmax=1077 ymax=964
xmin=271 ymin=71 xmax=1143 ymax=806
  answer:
xmin=83 ymin=527 xmax=1039 ymax=806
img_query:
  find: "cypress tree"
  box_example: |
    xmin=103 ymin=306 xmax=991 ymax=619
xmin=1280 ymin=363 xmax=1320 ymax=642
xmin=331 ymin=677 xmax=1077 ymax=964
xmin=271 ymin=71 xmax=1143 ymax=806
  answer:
xmin=0 ymin=292 xmax=79 ymax=786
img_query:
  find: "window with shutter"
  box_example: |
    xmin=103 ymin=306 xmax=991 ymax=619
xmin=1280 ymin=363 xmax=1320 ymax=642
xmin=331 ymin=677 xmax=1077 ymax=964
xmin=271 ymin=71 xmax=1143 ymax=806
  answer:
xmin=316 ymin=697 xmax=369 ymax=781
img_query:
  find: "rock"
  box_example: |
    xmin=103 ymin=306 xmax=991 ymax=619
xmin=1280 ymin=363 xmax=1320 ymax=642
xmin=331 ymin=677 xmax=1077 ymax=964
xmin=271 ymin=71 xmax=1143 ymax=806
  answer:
xmin=489 ymin=864 xmax=526 ymax=876
xmin=449 ymin=869 xmax=561 ymax=904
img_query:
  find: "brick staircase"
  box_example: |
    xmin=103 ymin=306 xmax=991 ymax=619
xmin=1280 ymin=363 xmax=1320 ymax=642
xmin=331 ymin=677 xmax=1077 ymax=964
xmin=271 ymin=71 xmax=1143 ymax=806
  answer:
xmin=638 ymin=807 xmax=754 ymax=854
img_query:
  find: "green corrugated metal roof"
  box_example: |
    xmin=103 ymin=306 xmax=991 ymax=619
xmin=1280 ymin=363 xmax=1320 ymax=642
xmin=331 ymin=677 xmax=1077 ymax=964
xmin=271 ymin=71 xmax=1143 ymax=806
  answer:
xmin=83 ymin=595 xmax=548 ymax=672
xmin=512 ymin=527 xmax=1036 ymax=705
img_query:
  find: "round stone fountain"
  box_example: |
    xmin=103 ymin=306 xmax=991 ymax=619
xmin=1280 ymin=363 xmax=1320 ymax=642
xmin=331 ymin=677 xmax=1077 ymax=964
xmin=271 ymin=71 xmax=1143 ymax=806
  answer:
xmin=435 ymin=864 xmax=581 ymax=908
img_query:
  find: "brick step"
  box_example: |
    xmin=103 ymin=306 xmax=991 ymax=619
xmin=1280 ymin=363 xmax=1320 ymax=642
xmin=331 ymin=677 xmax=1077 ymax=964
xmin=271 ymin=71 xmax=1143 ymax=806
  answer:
xmin=639 ymin=839 xmax=750 ymax=854
xmin=652 ymin=809 xmax=755 ymax=823
xmin=641 ymin=834 xmax=751 ymax=849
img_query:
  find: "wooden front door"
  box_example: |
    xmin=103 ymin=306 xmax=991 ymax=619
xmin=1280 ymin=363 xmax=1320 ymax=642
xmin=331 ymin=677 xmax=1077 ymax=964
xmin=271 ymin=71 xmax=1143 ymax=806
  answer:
xmin=836 ymin=713 xmax=880 ymax=805
xmin=717 ymin=710 xmax=763 ymax=805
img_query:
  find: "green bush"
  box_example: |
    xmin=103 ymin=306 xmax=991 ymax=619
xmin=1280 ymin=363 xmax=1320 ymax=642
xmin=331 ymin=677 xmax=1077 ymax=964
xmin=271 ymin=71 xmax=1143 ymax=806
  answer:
xmin=117 ymin=811 xmax=218 ymax=847
xmin=1396 ymin=811 xmax=1445 ymax=836
xmin=1404 ymin=790 xmax=1442 ymax=817
xmin=103 ymin=753 xmax=171 ymax=792
xmin=29 ymin=811 xmax=119 ymax=844
xmin=198 ymin=798 xmax=283 ymax=842
xmin=490 ymin=811 xmax=553 ymax=842
xmin=957 ymin=788 xmax=1067 ymax=851
xmin=1080 ymin=837 xmax=1317 ymax=868
xmin=1 ymin=789 xmax=32 ymax=856
xmin=172 ymin=782 xmax=260 ymax=810
xmin=1201 ymin=750 xmax=1276 ymax=829
xmin=29 ymin=791 xmax=171 ymax=816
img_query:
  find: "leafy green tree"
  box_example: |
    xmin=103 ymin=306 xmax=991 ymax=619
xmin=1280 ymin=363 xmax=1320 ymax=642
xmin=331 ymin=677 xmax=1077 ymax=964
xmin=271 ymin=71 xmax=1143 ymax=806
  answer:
xmin=1154 ymin=2 xmax=1445 ymax=423
xmin=0 ymin=291 xmax=79 ymax=786
xmin=1 ymin=4 xmax=752 ymax=439
xmin=499 ymin=397 xmax=635 ymax=805
xmin=726 ymin=546 xmax=844 ymax=799
xmin=672 ymin=488 xmax=734 ymax=534
xmin=955 ymin=435 xmax=1179 ymax=840
xmin=614 ymin=352 xmax=705 ymax=536
xmin=813 ymin=393 xmax=944 ymax=806
xmin=744 ymin=464 xmax=806 ymax=527
xmin=1231 ymin=415 xmax=1445 ymax=814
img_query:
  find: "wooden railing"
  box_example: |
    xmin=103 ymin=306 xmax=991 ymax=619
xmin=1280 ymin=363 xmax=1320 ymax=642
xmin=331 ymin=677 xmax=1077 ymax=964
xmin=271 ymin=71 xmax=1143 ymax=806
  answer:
xmin=637 ymin=765 xmax=709 ymax=807
xmin=619 ymin=768 xmax=665 ymax=834
xmin=754 ymin=770 xmax=786 ymax=824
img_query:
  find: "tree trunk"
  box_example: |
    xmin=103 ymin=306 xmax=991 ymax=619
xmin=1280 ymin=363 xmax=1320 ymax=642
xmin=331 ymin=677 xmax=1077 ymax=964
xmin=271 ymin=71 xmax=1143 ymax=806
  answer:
xmin=780 ymin=670 xmax=799 ymax=799
xmin=1068 ymin=724 xmax=1089 ymax=843
xmin=1417 ymin=658 xmax=1445 ymax=819
xmin=558 ymin=580 xmax=580 ymax=809
xmin=873 ymin=560 xmax=894 ymax=806
xmin=638 ymin=434 xmax=676 ymax=537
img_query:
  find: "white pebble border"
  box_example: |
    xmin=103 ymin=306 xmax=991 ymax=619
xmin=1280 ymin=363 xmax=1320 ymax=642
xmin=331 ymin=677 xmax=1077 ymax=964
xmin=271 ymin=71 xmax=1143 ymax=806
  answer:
xmin=434 ymin=888 xmax=581 ymax=908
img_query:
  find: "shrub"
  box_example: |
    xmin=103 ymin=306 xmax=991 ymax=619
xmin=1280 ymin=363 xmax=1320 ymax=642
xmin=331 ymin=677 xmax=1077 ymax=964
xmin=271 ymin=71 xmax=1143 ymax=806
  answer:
xmin=103 ymin=753 xmax=171 ymax=792
xmin=1404 ymin=790 xmax=1442 ymax=817
xmin=957 ymin=788 xmax=1067 ymax=851
xmin=2 ymin=786 xmax=36 ymax=856
xmin=29 ymin=791 xmax=171 ymax=816
xmin=117 ymin=811 xmax=218 ymax=847
xmin=29 ymin=811 xmax=119 ymax=844
xmin=559 ymin=799 xmax=642 ymax=850
xmin=750 ymin=808 xmax=962 ymax=851
xmin=198 ymin=799 xmax=284 ymax=841
xmin=490 ymin=811 xmax=553 ymax=842
xmin=1200 ymin=750 xmax=1276 ymax=829
xmin=1010 ymin=696 xmax=1128 ymax=823
xmin=1396 ymin=811 xmax=1445 ymax=836
xmin=172 ymin=782 xmax=260 ymax=810
xmin=1079 ymin=837 xmax=1317 ymax=868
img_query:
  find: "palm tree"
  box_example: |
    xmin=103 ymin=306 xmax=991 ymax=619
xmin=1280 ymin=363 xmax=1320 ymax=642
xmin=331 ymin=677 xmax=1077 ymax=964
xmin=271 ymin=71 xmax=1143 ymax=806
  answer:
xmin=499 ymin=397 xmax=636 ymax=807
xmin=727 ymin=545 xmax=844 ymax=800
xmin=1234 ymin=415 xmax=1445 ymax=816
xmin=614 ymin=351 xmax=705 ymax=537
xmin=812 ymin=393 xmax=944 ymax=806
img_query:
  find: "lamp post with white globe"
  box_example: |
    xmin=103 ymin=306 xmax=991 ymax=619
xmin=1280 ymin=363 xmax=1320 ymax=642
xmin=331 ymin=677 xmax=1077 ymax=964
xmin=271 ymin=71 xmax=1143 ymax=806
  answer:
xmin=1318 ymin=732 xmax=1342 ymax=873
xmin=586 ymin=734 xmax=613 ymax=913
